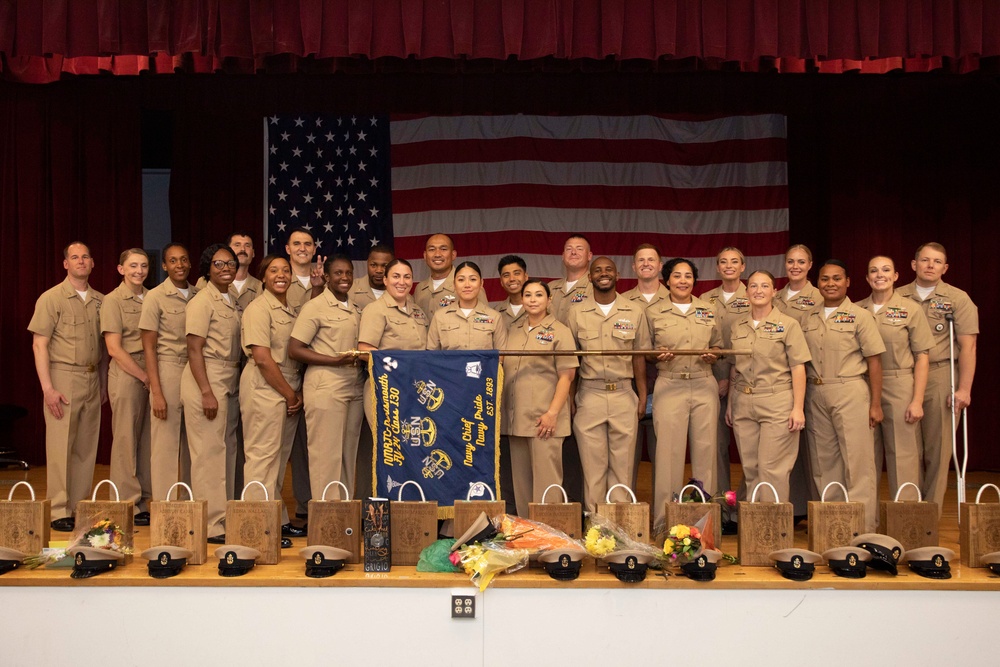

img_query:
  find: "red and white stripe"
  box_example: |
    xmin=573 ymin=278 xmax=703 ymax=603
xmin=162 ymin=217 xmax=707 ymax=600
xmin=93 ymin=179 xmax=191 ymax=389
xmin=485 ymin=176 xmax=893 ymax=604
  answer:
xmin=387 ymin=114 xmax=789 ymax=301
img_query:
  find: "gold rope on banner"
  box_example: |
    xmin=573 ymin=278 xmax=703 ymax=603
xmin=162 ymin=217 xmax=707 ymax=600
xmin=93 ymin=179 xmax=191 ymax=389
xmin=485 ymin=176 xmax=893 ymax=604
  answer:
xmin=344 ymin=349 xmax=750 ymax=357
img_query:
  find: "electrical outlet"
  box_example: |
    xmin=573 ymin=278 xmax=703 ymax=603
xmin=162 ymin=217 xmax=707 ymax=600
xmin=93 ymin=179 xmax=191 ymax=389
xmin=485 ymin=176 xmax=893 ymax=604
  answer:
xmin=451 ymin=594 xmax=475 ymax=618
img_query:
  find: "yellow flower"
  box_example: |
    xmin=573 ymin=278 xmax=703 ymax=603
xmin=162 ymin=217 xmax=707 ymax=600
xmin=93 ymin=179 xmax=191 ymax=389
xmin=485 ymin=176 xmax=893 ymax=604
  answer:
xmin=671 ymin=524 xmax=690 ymax=540
xmin=683 ymin=537 xmax=691 ymax=546
xmin=663 ymin=539 xmax=674 ymax=552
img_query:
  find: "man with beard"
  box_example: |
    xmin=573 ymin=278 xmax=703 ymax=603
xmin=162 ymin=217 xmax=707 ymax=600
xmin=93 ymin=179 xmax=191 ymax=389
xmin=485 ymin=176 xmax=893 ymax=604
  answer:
xmin=567 ymin=257 xmax=649 ymax=511
xmin=350 ymin=245 xmax=394 ymax=310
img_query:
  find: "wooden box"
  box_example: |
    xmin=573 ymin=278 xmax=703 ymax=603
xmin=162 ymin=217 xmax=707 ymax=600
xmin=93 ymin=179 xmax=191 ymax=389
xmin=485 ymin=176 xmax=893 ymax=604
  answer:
xmin=308 ymin=499 xmax=362 ymax=564
xmin=226 ymin=482 xmax=281 ymax=565
xmin=454 ymin=501 xmax=505 ymax=541
xmin=529 ymin=484 xmax=582 ymax=540
xmin=665 ymin=502 xmax=722 ymax=549
xmin=75 ymin=480 xmax=134 ymax=564
xmin=960 ymin=485 xmax=1000 ymax=567
xmin=596 ymin=484 xmax=649 ymax=544
xmin=149 ymin=483 xmax=208 ymax=565
xmin=390 ymin=501 xmax=438 ymax=566
xmin=363 ymin=498 xmax=391 ymax=572
xmin=0 ymin=482 xmax=50 ymax=554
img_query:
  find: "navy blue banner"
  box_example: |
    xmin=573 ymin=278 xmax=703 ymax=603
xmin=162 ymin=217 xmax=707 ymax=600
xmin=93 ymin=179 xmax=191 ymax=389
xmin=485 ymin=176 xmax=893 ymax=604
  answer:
xmin=369 ymin=350 xmax=501 ymax=510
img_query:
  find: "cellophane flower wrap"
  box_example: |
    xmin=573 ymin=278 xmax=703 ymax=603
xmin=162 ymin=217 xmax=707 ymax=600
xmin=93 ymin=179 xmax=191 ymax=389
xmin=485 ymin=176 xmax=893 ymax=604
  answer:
xmin=583 ymin=512 xmax=661 ymax=561
xmin=22 ymin=518 xmax=133 ymax=569
xmin=448 ymin=515 xmax=529 ymax=591
xmin=660 ymin=511 xmax=737 ymax=566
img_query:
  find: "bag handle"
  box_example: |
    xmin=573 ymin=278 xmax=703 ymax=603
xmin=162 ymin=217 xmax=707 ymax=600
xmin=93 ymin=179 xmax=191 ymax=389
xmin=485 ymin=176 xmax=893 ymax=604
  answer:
xmin=541 ymin=484 xmax=568 ymax=504
xmin=6 ymin=481 xmax=36 ymax=502
xmin=678 ymin=483 xmax=708 ymax=504
xmin=397 ymin=480 xmax=427 ymax=502
xmin=321 ymin=481 xmax=351 ymax=501
xmin=751 ymin=482 xmax=780 ymax=503
xmin=606 ymin=483 xmax=638 ymax=504
xmin=894 ymin=482 xmax=922 ymax=502
xmin=465 ymin=482 xmax=496 ymax=501
xmin=165 ymin=482 xmax=195 ymax=502
xmin=241 ymin=480 xmax=269 ymax=501
xmin=91 ymin=479 xmax=121 ymax=502
xmin=821 ymin=481 xmax=850 ymax=503
xmin=975 ymin=483 xmax=1000 ymax=504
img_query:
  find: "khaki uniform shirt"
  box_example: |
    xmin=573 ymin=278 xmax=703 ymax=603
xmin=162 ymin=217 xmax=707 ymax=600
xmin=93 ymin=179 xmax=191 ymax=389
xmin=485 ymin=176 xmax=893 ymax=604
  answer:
xmin=548 ymin=274 xmax=592 ymax=324
xmin=701 ymin=283 xmax=749 ymax=378
xmin=350 ymin=275 xmax=384 ymax=310
xmin=568 ymin=295 xmax=650 ymax=381
xmin=726 ymin=312 xmax=811 ymax=389
xmin=773 ymin=281 xmax=821 ymax=327
xmin=185 ymin=282 xmax=242 ymax=362
xmin=291 ymin=290 xmax=365 ymax=382
xmin=801 ymin=297 xmax=886 ymax=380
xmin=358 ymin=293 xmax=429 ymax=350
xmin=426 ymin=304 xmax=509 ymax=351
xmin=897 ymin=281 xmax=979 ymax=363
xmin=138 ymin=280 xmax=198 ymax=358
xmin=196 ymin=275 xmax=262 ymax=312
xmin=622 ymin=283 xmax=670 ymax=313
xmin=241 ymin=290 xmax=301 ymax=371
xmin=413 ymin=268 xmax=488 ymax=316
xmin=27 ymin=279 xmax=104 ymax=367
xmin=856 ymin=291 xmax=934 ymax=371
xmin=495 ymin=297 xmax=528 ymax=333
xmin=101 ymin=281 xmax=148 ymax=354
xmin=286 ymin=275 xmax=317 ymax=310
xmin=501 ymin=315 xmax=579 ymax=437
xmin=646 ymin=296 xmax=724 ymax=376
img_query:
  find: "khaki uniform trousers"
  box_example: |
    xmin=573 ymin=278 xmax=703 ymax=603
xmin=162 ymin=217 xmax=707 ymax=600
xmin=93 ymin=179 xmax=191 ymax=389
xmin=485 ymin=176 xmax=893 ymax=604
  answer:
xmin=804 ymin=378 xmax=877 ymax=532
xmin=149 ymin=357 xmax=192 ymax=501
xmin=873 ymin=371 xmax=922 ymax=499
xmin=240 ymin=365 xmax=301 ymax=525
xmin=304 ymin=368 xmax=364 ymax=500
xmin=45 ymin=365 xmax=101 ymax=519
xmin=651 ymin=374 xmax=719 ymax=526
xmin=181 ymin=360 xmax=239 ymax=537
xmin=108 ymin=355 xmax=151 ymax=511
xmin=572 ymin=382 xmax=638 ymax=512
xmin=920 ymin=362 xmax=956 ymax=513
xmin=509 ymin=435 xmax=564 ymax=517
xmin=731 ymin=385 xmax=797 ymax=505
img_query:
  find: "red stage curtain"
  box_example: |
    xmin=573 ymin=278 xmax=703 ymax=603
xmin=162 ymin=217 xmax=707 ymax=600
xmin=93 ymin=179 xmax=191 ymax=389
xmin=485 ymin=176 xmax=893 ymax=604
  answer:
xmin=4 ymin=1 xmax=1000 ymax=82
xmin=0 ymin=80 xmax=143 ymax=464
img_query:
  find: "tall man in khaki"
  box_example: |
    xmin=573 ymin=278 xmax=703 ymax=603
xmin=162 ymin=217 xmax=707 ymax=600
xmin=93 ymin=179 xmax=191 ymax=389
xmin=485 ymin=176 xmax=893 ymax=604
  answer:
xmin=897 ymin=242 xmax=978 ymax=513
xmin=548 ymin=235 xmax=593 ymax=323
xmin=495 ymin=255 xmax=529 ymax=332
xmin=28 ymin=242 xmax=106 ymax=530
xmin=568 ymin=257 xmax=649 ymax=511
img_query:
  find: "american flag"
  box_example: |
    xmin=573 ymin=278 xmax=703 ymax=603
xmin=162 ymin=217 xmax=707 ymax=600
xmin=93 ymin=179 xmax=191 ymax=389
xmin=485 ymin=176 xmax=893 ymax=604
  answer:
xmin=266 ymin=114 xmax=788 ymax=299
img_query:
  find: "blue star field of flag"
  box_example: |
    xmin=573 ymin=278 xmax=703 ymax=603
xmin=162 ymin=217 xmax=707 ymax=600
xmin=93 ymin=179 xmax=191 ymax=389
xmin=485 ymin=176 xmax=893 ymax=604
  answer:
xmin=265 ymin=114 xmax=392 ymax=260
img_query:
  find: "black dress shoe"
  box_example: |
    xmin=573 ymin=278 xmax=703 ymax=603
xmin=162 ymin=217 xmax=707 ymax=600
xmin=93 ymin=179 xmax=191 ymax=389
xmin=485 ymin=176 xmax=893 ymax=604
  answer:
xmin=295 ymin=512 xmax=308 ymax=520
xmin=51 ymin=517 xmax=75 ymax=533
xmin=207 ymin=534 xmax=226 ymax=544
xmin=134 ymin=512 xmax=150 ymax=527
xmin=281 ymin=538 xmax=293 ymax=549
xmin=282 ymin=523 xmax=306 ymax=538
xmin=721 ymin=520 xmax=738 ymax=536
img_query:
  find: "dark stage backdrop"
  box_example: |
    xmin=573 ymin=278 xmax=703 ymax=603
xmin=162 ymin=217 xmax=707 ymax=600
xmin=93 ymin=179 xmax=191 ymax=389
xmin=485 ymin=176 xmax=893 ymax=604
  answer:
xmin=1 ymin=72 xmax=996 ymax=472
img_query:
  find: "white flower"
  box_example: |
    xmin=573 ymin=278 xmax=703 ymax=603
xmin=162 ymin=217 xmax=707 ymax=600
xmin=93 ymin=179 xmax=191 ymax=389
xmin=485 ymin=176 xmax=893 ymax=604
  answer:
xmin=88 ymin=532 xmax=110 ymax=548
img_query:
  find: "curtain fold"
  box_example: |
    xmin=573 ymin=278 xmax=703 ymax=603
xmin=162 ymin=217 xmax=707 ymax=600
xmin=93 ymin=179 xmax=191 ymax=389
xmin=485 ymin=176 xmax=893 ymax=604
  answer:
xmin=3 ymin=0 xmax=1000 ymax=79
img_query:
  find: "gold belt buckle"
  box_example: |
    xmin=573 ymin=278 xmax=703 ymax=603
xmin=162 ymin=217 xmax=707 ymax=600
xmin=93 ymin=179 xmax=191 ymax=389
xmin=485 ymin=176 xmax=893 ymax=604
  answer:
xmin=742 ymin=386 xmax=752 ymax=394
xmin=86 ymin=364 xmax=96 ymax=373
xmin=605 ymin=382 xmax=617 ymax=391
xmin=812 ymin=377 xmax=823 ymax=385
xmin=679 ymin=372 xmax=691 ymax=380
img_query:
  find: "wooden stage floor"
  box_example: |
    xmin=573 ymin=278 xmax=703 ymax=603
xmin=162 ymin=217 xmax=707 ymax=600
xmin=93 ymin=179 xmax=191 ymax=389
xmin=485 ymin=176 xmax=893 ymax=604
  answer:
xmin=3 ymin=463 xmax=999 ymax=591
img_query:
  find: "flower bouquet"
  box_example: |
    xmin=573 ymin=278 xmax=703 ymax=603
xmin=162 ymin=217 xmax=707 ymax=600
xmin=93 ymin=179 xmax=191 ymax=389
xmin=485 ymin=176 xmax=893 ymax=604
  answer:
xmin=583 ymin=512 xmax=662 ymax=561
xmin=447 ymin=513 xmax=530 ymax=591
xmin=660 ymin=512 xmax=738 ymax=568
xmin=23 ymin=518 xmax=133 ymax=569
